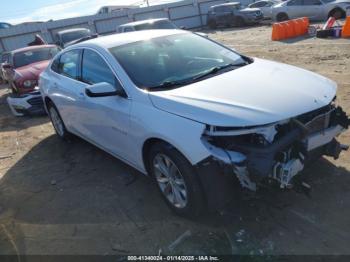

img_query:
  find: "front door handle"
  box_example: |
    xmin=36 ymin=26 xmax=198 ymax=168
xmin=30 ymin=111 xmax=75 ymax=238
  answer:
xmin=79 ymin=92 xmax=85 ymax=100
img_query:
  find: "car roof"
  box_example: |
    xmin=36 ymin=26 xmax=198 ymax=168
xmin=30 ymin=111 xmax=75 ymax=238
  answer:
xmin=211 ymin=2 xmax=240 ymax=8
xmin=11 ymin=44 xmax=57 ymax=54
xmin=57 ymin=28 xmax=90 ymax=35
xmin=118 ymin=18 xmax=170 ymax=27
xmin=72 ymin=29 xmax=185 ymax=50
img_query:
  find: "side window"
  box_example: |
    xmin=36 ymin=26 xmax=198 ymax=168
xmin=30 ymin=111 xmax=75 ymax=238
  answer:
xmin=214 ymin=6 xmax=224 ymax=12
xmin=1 ymin=54 xmax=9 ymax=63
xmin=124 ymin=27 xmax=134 ymax=32
xmin=252 ymin=2 xmax=265 ymax=8
xmin=51 ymin=55 xmax=60 ymax=73
xmin=81 ymin=49 xmax=121 ymax=88
xmin=304 ymin=0 xmax=321 ymax=5
xmin=58 ymin=50 xmax=80 ymax=79
xmin=287 ymin=0 xmax=303 ymax=6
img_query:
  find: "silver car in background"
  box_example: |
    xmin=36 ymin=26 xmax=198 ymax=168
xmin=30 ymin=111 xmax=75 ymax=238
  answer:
xmin=248 ymin=0 xmax=280 ymax=19
xmin=272 ymin=0 xmax=350 ymax=21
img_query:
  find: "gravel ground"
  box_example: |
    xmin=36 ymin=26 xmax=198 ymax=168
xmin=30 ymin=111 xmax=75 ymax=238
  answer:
xmin=0 ymin=24 xmax=349 ymax=257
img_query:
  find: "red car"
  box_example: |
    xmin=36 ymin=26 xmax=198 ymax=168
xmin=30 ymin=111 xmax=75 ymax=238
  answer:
xmin=2 ymin=45 xmax=59 ymax=94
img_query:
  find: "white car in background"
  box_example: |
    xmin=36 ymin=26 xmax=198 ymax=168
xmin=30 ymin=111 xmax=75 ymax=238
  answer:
xmin=39 ymin=30 xmax=349 ymax=217
xmin=117 ymin=18 xmax=208 ymax=37
xmin=272 ymin=0 xmax=350 ymax=21
xmin=248 ymin=0 xmax=279 ymax=19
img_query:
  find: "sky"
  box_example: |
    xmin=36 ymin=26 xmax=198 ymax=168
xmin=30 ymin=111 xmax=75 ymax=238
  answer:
xmin=1 ymin=0 xmax=178 ymax=24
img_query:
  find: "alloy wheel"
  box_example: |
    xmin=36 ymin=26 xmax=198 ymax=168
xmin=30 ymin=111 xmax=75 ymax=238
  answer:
xmin=153 ymin=153 xmax=188 ymax=208
xmin=49 ymin=107 xmax=64 ymax=137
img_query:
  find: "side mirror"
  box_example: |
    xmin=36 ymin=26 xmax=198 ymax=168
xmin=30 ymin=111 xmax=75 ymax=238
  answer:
xmin=2 ymin=63 xmax=12 ymax=69
xmin=85 ymin=82 xmax=125 ymax=98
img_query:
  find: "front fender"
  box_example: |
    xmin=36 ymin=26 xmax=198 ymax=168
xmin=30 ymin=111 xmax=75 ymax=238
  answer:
xmin=129 ymin=102 xmax=211 ymax=172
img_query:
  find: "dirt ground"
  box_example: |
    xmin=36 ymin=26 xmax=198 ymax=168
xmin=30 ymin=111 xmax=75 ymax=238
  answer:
xmin=0 ymin=24 xmax=350 ymax=257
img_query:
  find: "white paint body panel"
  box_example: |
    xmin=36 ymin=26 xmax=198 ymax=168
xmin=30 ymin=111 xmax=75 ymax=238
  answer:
xmin=39 ymin=30 xmax=338 ymax=175
xmin=149 ymin=58 xmax=336 ymax=127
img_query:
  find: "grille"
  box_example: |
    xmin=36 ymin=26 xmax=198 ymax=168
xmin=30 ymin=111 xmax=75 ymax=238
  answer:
xmin=304 ymin=108 xmax=333 ymax=134
xmin=27 ymin=96 xmax=43 ymax=106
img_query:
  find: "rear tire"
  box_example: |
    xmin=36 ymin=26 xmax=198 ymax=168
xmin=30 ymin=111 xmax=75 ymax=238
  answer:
xmin=148 ymin=142 xmax=206 ymax=218
xmin=276 ymin=13 xmax=289 ymax=22
xmin=329 ymin=9 xmax=345 ymax=19
xmin=208 ymin=19 xmax=217 ymax=29
xmin=47 ymin=102 xmax=71 ymax=140
xmin=234 ymin=16 xmax=245 ymax=27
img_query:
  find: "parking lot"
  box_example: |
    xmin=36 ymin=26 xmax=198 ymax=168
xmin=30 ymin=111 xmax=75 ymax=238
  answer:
xmin=0 ymin=24 xmax=350 ymax=256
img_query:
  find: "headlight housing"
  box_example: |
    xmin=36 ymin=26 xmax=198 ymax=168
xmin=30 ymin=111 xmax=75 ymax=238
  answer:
xmin=23 ymin=80 xmax=37 ymax=88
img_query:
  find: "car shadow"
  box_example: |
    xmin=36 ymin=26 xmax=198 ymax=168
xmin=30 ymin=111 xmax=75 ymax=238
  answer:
xmin=200 ymin=22 xmax=271 ymax=34
xmin=1 ymin=133 xmax=350 ymax=255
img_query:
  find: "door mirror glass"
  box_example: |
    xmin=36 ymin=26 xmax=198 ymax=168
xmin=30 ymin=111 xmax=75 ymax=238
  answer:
xmin=85 ymin=82 xmax=119 ymax=97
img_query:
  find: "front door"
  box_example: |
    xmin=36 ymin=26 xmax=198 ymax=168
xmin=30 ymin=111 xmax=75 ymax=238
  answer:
xmin=78 ymin=49 xmax=132 ymax=160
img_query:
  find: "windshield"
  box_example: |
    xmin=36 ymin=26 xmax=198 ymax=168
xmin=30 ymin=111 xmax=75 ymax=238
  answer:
xmin=134 ymin=20 xmax=178 ymax=30
xmin=14 ymin=47 xmax=59 ymax=68
xmin=61 ymin=30 xmax=90 ymax=44
xmin=109 ymin=33 xmax=247 ymax=89
xmin=0 ymin=23 xmax=11 ymax=29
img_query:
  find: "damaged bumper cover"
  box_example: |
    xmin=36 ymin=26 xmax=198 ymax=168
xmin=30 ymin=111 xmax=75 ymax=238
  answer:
xmin=201 ymin=104 xmax=350 ymax=191
xmin=6 ymin=89 xmax=45 ymax=117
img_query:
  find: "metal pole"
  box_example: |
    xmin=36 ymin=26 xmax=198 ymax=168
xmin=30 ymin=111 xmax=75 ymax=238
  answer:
xmin=145 ymin=0 xmax=150 ymax=6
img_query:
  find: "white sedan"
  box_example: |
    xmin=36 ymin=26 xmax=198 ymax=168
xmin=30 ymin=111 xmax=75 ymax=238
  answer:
xmin=272 ymin=0 xmax=350 ymax=21
xmin=248 ymin=0 xmax=279 ymax=19
xmin=39 ymin=30 xmax=349 ymax=217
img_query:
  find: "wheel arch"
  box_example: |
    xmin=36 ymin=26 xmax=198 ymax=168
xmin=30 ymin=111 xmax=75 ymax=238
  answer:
xmin=276 ymin=12 xmax=289 ymax=21
xmin=44 ymin=96 xmax=53 ymax=112
xmin=328 ymin=7 xmax=346 ymax=19
xmin=142 ymin=137 xmax=185 ymax=175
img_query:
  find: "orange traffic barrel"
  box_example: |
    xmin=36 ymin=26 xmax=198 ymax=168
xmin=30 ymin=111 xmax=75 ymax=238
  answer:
xmin=272 ymin=23 xmax=286 ymax=40
xmin=301 ymin=17 xmax=310 ymax=34
xmin=342 ymin=16 xmax=350 ymax=38
xmin=291 ymin=19 xmax=302 ymax=36
xmin=283 ymin=21 xmax=295 ymax=38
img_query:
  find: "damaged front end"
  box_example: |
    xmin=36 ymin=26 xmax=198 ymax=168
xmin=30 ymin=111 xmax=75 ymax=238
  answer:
xmin=202 ymin=102 xmax=350 ymax=191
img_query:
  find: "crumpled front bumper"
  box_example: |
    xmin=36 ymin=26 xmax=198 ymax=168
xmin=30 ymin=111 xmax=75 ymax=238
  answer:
xmin=200 ymin=105 xmax=350 ymax=193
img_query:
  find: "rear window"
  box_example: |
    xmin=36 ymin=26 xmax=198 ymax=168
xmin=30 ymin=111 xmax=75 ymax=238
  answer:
xmin=13 ymin=47 xmax=59 ymax=68
xmin=61 ymin=30 xmax=90 ymax=44
xmin=134 ymin=20 xmax=177 ymax=30
xmin=0 ymin=23 xmax=11 ymax=29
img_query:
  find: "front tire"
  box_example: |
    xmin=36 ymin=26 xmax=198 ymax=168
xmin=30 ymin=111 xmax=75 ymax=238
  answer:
xmin=276 ymin=12 xmax=289 ymax=22
xmin=329 ymin=8 xmax=345 ymax=19
xmin=47 ymin=102 xmax=71 ymax=140
xmin=149 ymin=142 xmax=206 ymax=217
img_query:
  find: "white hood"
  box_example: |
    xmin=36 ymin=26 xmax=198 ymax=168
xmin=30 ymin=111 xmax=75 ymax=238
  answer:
xmin=148 ymin=58 xmax=337 ymax=127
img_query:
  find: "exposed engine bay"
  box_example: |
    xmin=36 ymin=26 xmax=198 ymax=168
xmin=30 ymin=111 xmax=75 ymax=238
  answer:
xmin=202 ymin=101 xmax=350 ymax=191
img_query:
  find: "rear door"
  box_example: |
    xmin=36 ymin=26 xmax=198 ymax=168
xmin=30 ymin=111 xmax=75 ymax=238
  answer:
xmin=302 ymin=0 xmax=323 ymax=20
xmin=214 ymin=6 xmax=232 ymax=24
xmin=285 ymin=0 xmax=304 ymax=19
xmin=49 ymin=49 xmax=86 ymax=132
xmin=260 ymin=1 xmax=275 ymax=18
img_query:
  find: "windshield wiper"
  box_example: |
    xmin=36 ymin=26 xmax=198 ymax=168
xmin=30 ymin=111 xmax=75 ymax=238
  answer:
xmin=147 ymin=62 xmax=248 ymax=91
xmin=192 ymin=62 xmax=248 ymax=81
xmin=148 ymin=79 xmax=191 ymax=91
